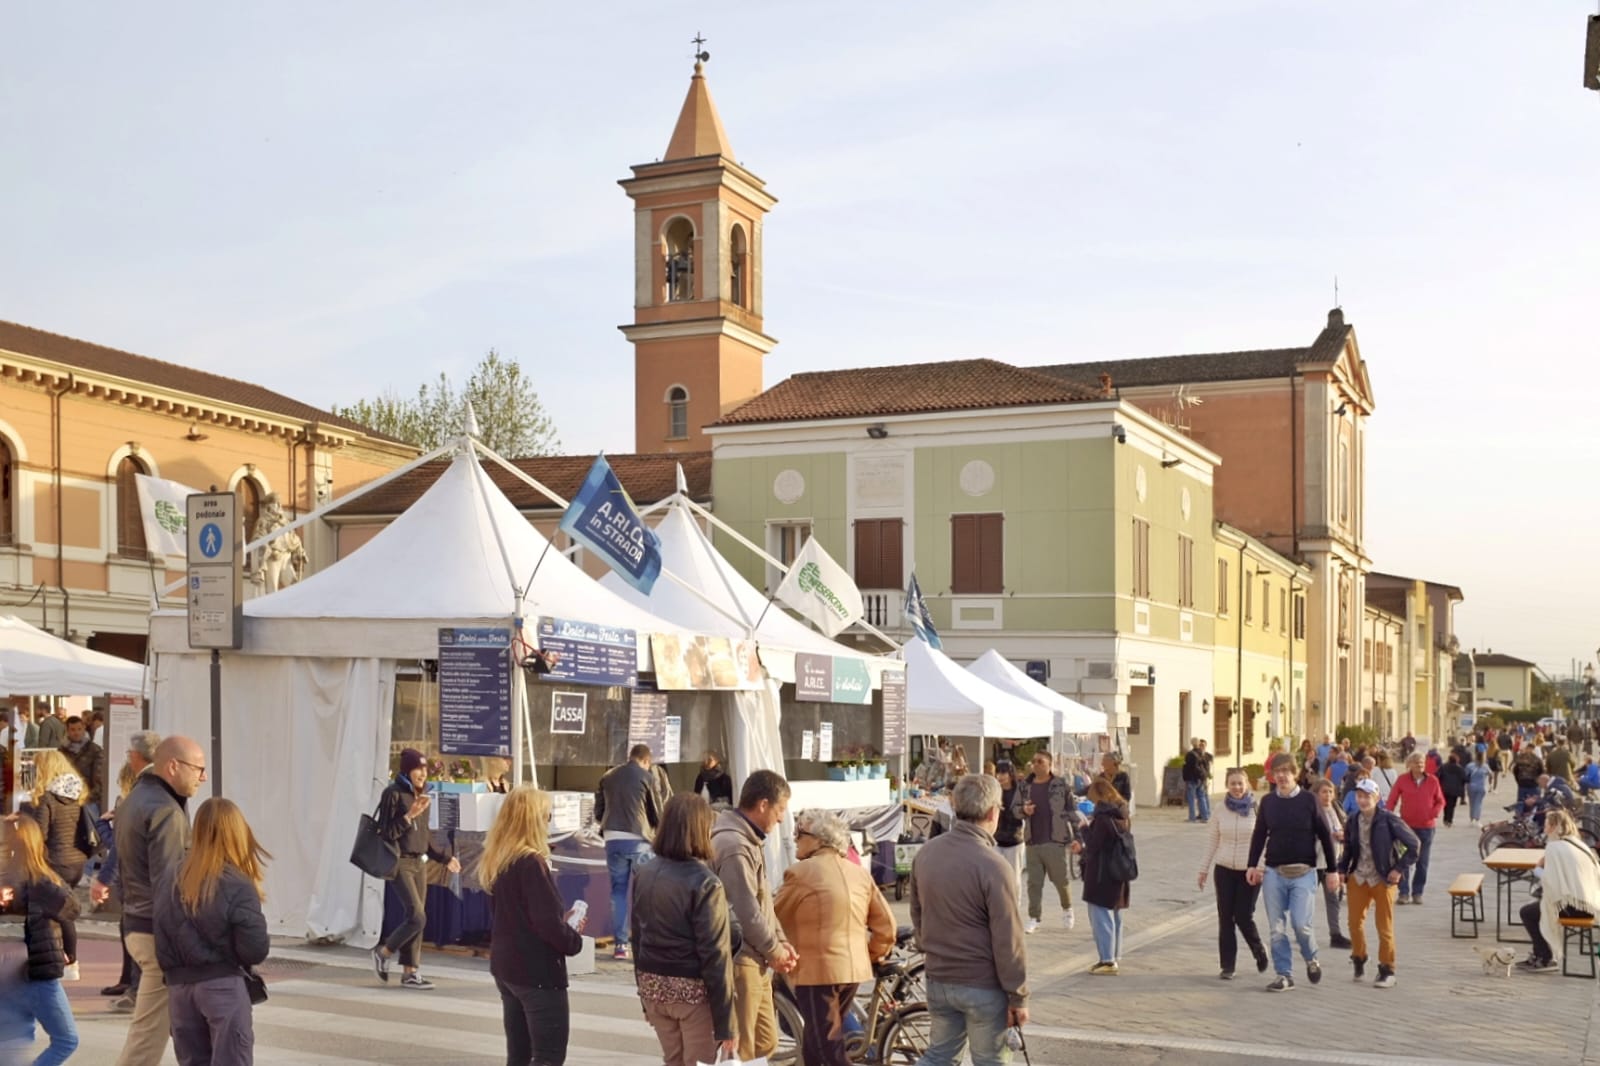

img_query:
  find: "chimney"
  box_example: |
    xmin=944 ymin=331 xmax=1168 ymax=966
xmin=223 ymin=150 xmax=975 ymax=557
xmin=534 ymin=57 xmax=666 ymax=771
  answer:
xmin=1098 ymin=373 xmax=1113 ymax=398
xmin=1327 ymin=308 xmax=1345 ymax=329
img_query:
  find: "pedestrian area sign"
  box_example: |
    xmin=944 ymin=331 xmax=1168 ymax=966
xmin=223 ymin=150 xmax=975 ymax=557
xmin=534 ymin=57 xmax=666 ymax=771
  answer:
xmin=187 ymin=492 xmax=242 ymax=649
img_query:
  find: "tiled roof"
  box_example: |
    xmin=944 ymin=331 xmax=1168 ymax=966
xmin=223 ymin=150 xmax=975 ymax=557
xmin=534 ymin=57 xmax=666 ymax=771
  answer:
xmin=0 ymin=319 xmax=402 ymax=443
xmin=1037 ymin=310 xmax=1354 ymax=392
xmin=1472 ymin=653 xmax=1536 ymax=668
xmin=331 ymin=452 xmax=712 ymax=516
xmin=714 ymin=358 xmax=1104 ymax=426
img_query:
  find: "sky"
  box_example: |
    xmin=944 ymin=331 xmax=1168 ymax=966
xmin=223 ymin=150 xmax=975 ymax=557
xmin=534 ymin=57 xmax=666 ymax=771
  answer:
xmin=3 ymin=2 xmax=1598 ymax=679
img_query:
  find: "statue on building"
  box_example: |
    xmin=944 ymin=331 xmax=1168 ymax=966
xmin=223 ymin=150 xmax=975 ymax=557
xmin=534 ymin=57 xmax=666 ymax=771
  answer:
xmin=248 ymin=494 xmax=307 ymax=594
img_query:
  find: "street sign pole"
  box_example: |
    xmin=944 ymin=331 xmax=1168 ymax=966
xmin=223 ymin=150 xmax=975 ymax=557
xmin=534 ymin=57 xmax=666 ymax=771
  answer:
xmin=187 ymin=492 xmax=242 ymax=797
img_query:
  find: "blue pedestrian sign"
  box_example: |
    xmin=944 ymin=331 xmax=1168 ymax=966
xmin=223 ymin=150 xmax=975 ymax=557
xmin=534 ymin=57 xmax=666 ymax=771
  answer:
xmin=199 ymin=523 xmax=224 ymax=559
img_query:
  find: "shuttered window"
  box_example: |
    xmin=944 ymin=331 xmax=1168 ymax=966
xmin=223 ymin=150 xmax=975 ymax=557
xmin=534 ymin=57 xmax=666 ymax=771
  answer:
xmin=853 ymin=518 xmax=903 ymax=590
xmin=0 ymin=438 xmax=12 ymax=546
xmin=1178 ymin=535 xmax=1194 ymax=608
xmin=1214 ymin=698 xmax=1233 ymax=756
xmin=951 ymin=513 xmax=1003 ymax=594
xmin=116 ymin=455 xmax=149 ymax=559
xmin=1132 ymin=518 xmax=1150 ymax=599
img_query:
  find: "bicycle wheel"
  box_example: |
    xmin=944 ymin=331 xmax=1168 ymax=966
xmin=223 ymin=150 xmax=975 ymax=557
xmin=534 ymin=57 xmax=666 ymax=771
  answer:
xmin=1478 ymin=821 xmax=1527 ymax=859
xmin=771 ymin=987 xmax=804 ymax=1066
xmin=877 ymin=1005 xmax=930 ymax=1066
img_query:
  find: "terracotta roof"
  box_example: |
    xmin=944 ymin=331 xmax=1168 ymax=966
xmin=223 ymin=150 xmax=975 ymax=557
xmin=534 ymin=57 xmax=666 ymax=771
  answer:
xmin=331 ymin=452 xmax=712 ymax=517
xmin=1472 ymin=653 xmax=1536 ymax=668
xmin=0 ymin=319 xmax=402 ymax=443
xmin=665 ymin=62 xmax=733 ymax=162
xmin=714 ymin=359 xmax=1103 ymax=427
xmin=1036 ymin=310 xmax=1355 ymax=391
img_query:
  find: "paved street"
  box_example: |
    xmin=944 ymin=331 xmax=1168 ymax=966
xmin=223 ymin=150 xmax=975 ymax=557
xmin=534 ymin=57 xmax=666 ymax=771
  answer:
xmin=9 ymin=786 xmax=1600 ymax=1064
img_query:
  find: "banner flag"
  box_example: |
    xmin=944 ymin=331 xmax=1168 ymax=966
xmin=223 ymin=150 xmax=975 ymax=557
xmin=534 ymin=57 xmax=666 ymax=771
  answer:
xmin=774 ymin=538 xmax=863 ymax=638
xmin=904 ymin=571 xmax=942 ymax=649
xmin=558 ymin=455 xmax=663 ymax=595
xmin=134 ymin=473 xmax=202 ymax=560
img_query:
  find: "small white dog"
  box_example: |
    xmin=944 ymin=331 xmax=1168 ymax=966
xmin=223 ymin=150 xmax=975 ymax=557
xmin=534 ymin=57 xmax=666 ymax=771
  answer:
xmin=1474 ymin=945 xmax=1517 ymax=977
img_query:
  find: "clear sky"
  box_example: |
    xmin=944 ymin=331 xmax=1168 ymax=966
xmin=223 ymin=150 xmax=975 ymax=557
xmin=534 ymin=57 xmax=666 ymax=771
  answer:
xmin=4 ymin=3 xmax=1597 ymax=679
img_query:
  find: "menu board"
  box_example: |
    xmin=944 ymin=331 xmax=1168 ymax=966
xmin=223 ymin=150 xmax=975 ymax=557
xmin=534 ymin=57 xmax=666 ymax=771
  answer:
xmin=629 ymin=691 xmax=670 ymax=755
xmin=537 ymin=617 xmax=638 ymax=688
xmin=881 ymin=670 xmax=907 ymax=756
xmin=437 ymin=627 xmax=511 ymax=757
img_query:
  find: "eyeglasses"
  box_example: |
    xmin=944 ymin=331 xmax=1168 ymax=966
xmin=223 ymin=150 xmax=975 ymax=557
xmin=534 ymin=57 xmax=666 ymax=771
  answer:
xmin=794 ymin=829 xmax=814 ymax=840
xmin=176 ymin=759 xmax=209 ymax=780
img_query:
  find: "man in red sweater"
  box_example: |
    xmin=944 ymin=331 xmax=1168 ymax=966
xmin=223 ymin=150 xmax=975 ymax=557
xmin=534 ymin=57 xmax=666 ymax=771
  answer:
xmin=1385 ymin=752 xmax=1444 ymax=905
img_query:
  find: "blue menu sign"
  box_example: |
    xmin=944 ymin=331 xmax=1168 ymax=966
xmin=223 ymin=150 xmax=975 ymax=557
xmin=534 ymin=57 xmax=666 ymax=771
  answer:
xmin=438 ymin=627 xmax=512 ymax=757
xmin=536 ymin=616 xmax=638 ymax=688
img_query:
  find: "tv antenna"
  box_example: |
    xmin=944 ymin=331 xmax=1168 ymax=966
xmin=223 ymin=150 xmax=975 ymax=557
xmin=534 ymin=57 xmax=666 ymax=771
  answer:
xmin=692 ymin=32 xmax=710 ymax=65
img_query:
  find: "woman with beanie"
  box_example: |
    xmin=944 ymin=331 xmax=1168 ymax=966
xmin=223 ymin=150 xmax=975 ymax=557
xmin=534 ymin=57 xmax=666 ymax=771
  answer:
xmin=372 ymin=749 xmax=459 ymax=990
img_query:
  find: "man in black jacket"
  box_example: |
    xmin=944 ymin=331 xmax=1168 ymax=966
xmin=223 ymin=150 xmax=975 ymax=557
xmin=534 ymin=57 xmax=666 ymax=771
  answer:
xmin=1183 ymin=738 xmax=1213 ymax=823
xmin=1247 ymin=753 xmax=1340 ymax=993
xmin=595 ymin=744 xmax=662 ymax=961
xmin=61 ymin=715 xmax=107 ymax=809
xmin=112 ymin=734 xmax=205 ymax=1066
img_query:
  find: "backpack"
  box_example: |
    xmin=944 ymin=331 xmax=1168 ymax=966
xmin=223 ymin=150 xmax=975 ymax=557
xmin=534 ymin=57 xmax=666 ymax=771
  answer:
xmin=1099 ymin=815 xmax=1138 ymax=883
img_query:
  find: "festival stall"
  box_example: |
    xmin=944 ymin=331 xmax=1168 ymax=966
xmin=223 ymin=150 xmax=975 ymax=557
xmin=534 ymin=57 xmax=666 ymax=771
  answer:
xmin=966 ymin=648 xmax=1108 ymax=756
xmin=146 ymin=446 xmax=778 ymax=947
xmin=904 ymin=638 xmax=1055 ymax=740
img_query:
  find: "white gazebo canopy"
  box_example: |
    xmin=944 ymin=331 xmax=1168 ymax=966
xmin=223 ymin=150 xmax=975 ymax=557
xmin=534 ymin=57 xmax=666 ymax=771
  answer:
xmin=0 ymin=615 xmax=144 ymax=695
xmin=967 ymin=649 xmax=1108 ymax=735
xmin=904 ymin=638 xmax=1054 ymax=739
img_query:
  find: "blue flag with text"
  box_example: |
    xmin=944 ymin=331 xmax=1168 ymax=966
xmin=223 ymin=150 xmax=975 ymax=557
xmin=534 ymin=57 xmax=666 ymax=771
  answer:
xmin=558 ymin=455 xmax=663 ymax=595
xmin=904 ymin=572 xmax=942 ymax=649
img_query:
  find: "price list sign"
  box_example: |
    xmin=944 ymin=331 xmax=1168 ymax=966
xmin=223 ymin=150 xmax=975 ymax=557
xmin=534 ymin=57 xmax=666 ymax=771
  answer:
xmin=880 ymin=670 xmax=907 ymax=756
xmin=536 ymin=617 xmax=638 ymax=688
xmin=437 ymin=627 xmax=512 ymax=757
xmin=629 ymin=691 xmax=670 ymax=757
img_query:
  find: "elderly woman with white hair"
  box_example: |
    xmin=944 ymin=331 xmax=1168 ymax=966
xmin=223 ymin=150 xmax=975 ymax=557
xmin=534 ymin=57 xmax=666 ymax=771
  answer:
xmin=774 ymin=809 xmax=895 ymax=1066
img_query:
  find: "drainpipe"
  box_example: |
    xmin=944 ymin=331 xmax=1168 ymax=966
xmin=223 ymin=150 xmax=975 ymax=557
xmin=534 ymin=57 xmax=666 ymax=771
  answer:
xmin=50 ymin=374 xmax=74 ymax=637
xmin=1235 ymin=540 xmax=1247 ymax=765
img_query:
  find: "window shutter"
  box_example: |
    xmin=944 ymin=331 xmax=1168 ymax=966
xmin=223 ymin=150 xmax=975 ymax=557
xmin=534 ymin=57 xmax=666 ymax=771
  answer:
xmin=854 ymin=518 xmax=903 ymax=590
xmin=951 ymin=514 xmax=977 ymax=594
xmin=978 ymin=514 xmax=1003 ymax=593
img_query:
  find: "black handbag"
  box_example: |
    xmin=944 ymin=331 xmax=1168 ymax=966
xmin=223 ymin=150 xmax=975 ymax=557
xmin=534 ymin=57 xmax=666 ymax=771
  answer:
xmin=75 ymin=806 xmax=101 ymax=855
xmin=241 ymin=967 xmax=268 ymax=1005
xmin=349 ymin=799 xmax=399 ymax=880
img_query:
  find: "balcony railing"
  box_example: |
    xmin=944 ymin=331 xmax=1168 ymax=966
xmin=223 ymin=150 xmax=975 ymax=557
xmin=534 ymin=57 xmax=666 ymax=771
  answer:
xmin=861 ymin=589 xmax=905 ymax=630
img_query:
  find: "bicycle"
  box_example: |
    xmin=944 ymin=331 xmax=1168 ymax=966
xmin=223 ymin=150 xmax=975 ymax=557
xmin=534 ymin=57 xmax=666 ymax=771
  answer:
xmin=1477 ymin=802 xmax=1600 ymax=859
xmin=772 ymin=926 xmax=930 ymax=1066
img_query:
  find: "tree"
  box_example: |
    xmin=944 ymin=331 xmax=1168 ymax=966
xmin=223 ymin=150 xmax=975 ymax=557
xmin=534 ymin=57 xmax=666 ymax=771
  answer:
xmin=335 ymin=349 xmax=561 ymax=457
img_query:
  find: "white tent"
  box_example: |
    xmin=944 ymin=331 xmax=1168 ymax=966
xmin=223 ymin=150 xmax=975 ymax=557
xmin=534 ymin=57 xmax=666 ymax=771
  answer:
xmin=966 ymin=649 xmax=1108 ymax=736
xmin=147 ymin=449 xmax=706 ymax=946
xmin=904 ymin=638 xmax=1054 ymax=739
xmin=0 ymin=615 xmax=145 ymax=695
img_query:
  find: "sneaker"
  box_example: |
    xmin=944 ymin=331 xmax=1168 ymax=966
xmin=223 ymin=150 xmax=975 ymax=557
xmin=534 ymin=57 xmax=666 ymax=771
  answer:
xmin=1329 ymin=934 xmax=1352 ymax=949
xmin=613 ymin=943 xmax=632 ymax=961
xmin=112 ymin=994 xmax=136 ymax=1013
xmin=1025 ymin=918 xmax=1041 ymax=935
xmin=1088 ymin=961 xmax=1119 ymax=975
xmin=1306 ymin=960 xmax=1322 ymax=985
xmin=1519 ymin=958 xmax=1558 ymax=974
xmin=1396 ymin=894 xmax=1412 ymax=905
xmin=1063 ymin=909 xmax=1077 ymax=931
xmin=1352 ymin=956 xmax=1367 ymax=981
xmin=1411 ymin=896 xmax=1424 ymax=906
xmin=1219 ymin=970 xmax=1235 ymax=980
xmin=1373 ymin=965 xmax=1396 ymax=989
xmin=101 ymin=983 xmax=129 ymax=997
xmin=61 ymin=962 xmax=80 ymax=982
xmin=1253 ymin=947 xmax=1270 ymax=973
xmin=372 ymin=947 xmax=391 ymax=984
xmin=399 ymin=973 xmax=434 ymax=990
xmin=1266 ymin=975 xmax=1295 ymax=992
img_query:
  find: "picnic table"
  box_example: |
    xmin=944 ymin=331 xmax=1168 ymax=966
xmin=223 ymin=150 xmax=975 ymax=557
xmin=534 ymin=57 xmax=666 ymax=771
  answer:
xmin=1483 ymin=846 xmax=1543 ymax=943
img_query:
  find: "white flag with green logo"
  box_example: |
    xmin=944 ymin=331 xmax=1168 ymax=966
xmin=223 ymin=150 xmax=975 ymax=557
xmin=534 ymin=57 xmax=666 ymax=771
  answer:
xmin=774 ymin=538 xmax=863 ymax=637
xmin=134 ymin=473 xmax=201 ymax=560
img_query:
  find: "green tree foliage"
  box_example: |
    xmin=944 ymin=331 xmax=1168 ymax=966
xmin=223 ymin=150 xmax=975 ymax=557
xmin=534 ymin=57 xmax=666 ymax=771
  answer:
xmin=334 ymin=349 xmax=561 ymax=457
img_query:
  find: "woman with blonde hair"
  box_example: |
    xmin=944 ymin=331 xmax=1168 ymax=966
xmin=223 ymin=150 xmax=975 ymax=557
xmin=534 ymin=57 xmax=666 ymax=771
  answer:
xmin=20 ymin=748 xmax=89 ymax=982
xmin=153 ymin=797 xmax=271 ymax=1065
xmin=0 ymin=817 xmax=81 ymax=1063
xmin=481 ymin=786 xmax=588 ymax=1066
xmin=1518 ymin=808 xmax=1600 ymax=972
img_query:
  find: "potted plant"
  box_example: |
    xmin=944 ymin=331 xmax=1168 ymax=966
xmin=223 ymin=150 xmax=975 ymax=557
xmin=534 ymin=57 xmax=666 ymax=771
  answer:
xmin=1243 ymin=762 xmax=1267 ymax=790
xmin=827 ymin=761 xmax=850 ymax=782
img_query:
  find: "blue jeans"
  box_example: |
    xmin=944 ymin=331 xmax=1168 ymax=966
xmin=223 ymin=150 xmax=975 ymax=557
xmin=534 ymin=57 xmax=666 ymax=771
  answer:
xmin=1468 ymin=789 xmax=1486 ymax=822
xmin=1262 ymin=866 xmax=1319 ymax=977
xmin=13 ymin=979 xmax=78 ymax=1066
xmin=921 ymin=980 xmax=1011 ymax=1066
xmin=1186 ymin=782 xmax=1211 ymax=821
xmin=606 ymin=838 xmax=653 ymax=946
xmin=1086 ymin=903 xmax=1123 ymax=963
xmin=1397 ymin=826 xmax=1435 ymax=900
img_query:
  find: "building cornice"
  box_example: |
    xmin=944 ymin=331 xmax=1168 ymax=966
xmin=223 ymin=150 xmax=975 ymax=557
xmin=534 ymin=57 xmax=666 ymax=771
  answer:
xmin=618 ymin=317 xmax=778 ymax=354
xmin=619 ymin=161 xmax=777 ymax=212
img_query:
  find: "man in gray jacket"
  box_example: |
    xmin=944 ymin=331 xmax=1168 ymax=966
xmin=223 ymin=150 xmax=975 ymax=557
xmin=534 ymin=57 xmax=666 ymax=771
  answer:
xmin=913 ymin=773 xmax=1029 ymax=1066
xmin=1012 ymin=750 xmax=1080 ymax=934
xmin=595 ymin=744 xmax=662 ymax=961
xmin=711 ymin=769 xmax=797 ymax=1062
xmin=113 ymin=735 xmax=204 ymax=1066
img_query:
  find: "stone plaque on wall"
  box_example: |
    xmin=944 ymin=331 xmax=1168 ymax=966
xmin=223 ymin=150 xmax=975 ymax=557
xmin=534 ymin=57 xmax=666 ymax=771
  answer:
xmin=854 ymin=454 xmax=906 ymax=509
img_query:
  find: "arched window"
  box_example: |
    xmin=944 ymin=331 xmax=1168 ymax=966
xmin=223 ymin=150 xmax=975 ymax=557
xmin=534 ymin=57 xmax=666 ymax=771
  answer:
xmin=663 ymin=218 xmax=695 ymax=303
xmin=236 ymin=476 xmax=263 ymax=547
xmin=115 ymin=454 xmax=150 ymax=559
xmin=667 ymin=386 xmax=689 ymax=440
xmin=0 ymin=437 xmax=13 ymax=546
xmin=729 ymin=224 xmax=749 ymax=308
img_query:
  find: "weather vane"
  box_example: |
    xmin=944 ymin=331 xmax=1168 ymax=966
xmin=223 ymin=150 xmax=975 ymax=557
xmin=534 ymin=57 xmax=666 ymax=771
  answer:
xmin=692 ymin=32 xmax=709 ymax=66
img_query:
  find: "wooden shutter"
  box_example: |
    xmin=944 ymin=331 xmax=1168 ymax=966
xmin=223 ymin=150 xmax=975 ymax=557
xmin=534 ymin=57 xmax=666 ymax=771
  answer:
xmin=952 ymin=513 xmax=1002 ymax=594
xmin=853 ymin=518 xmax=903 ymax=590
xmin=116 ymin=456 xmax=148 ymax=559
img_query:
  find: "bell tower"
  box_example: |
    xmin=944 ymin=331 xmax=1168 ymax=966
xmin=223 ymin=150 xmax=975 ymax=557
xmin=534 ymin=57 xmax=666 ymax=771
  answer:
xmin=620 ymin=51 xmax=777 ymax=454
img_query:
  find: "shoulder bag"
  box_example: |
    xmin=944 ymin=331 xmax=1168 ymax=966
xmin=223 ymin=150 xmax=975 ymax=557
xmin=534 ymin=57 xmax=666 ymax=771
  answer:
xmin=349 ymin=795 xmax=399 ymax=880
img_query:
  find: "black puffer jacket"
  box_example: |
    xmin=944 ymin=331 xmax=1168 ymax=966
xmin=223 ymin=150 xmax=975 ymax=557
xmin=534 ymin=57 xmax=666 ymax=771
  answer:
xmin=23 ymin=791 xmax=88 ymax=887
xmin=152 ymin=865 xmax=271 ymax=985
xmin=0 ymin=877 xmax=81 ymax=981
xmin=631 ymin=857 xmax=740 ymax=1041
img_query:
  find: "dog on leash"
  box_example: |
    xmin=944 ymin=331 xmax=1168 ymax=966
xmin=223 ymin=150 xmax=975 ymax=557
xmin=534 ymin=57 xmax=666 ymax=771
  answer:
xmin=1474 ymin=945 xmax=1517 ymax=977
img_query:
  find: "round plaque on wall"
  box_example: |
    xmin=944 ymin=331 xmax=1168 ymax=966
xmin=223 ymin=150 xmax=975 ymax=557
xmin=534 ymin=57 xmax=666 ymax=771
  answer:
xmin=959 ymin=459 xmax=996 ymax=497
xmin=773 ymin=469 xmax=805 ymax=505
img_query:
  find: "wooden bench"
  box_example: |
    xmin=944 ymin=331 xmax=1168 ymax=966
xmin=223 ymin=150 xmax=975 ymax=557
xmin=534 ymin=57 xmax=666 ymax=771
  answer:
xmin=1560 ymin=915 xmax=1597 ymax=979
xmin=1449 ymin=873 xmax=1485 ymax=939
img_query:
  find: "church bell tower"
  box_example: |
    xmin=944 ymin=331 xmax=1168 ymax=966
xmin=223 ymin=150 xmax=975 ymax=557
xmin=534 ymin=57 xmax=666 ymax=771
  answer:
xmin=620 ymin=50 xmax=776 ymax=454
